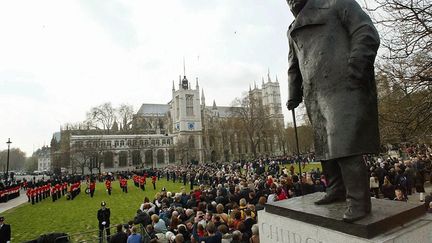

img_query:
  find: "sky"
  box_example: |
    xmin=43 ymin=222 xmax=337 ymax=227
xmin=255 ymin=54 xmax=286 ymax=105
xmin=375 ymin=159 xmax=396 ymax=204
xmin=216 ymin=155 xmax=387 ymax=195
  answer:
xmin=0 ymin=0 xmax=298 ymax=156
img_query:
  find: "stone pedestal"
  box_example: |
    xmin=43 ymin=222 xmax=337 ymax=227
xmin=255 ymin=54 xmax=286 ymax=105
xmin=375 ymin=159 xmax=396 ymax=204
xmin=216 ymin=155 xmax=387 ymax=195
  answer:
xmin=259 ymin=192 xmax=432 ymax=243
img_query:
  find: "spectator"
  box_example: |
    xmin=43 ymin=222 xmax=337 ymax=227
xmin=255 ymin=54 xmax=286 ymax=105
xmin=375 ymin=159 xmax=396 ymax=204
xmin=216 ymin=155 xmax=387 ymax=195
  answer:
xmin=126 ymin=226 xmax=141 ymax=243
xmin=110 ymin=224 xmax=127 ymax=243
xmin=151 ymin=214 xmax=167 ymax=234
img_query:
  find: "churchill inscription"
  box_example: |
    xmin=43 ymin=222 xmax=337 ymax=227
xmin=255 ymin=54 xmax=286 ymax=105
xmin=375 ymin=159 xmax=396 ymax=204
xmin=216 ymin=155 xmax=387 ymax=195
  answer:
xmin=261 ymin=222 xmax=324 ymax=243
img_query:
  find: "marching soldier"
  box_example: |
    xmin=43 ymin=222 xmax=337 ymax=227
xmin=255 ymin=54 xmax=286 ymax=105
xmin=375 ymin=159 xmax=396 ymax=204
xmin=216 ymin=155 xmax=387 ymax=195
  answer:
xmin=120 ymin=177 xmax=128 ymax=193
xmin=139 ymin=176 xmax=145 ymax=191
xmin=152 ymin=175 xmax=157 ymax=190
xmin=89 ymin=180 xmax=96 ymax=198
xmin=105 ymin=179 xmax=112 ymax=195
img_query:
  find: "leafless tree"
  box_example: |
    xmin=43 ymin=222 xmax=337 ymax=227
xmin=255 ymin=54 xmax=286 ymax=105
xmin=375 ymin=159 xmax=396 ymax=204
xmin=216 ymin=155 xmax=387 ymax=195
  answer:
xmin=364 ymin=0 xmax=431 ymax=143
xmin=229 ymin=95 xmax=271 ymax=157
xmin=86 ymin=103 xmax=116 ymax=133
xmin=117 ymin=104 xmax=134 ymax=131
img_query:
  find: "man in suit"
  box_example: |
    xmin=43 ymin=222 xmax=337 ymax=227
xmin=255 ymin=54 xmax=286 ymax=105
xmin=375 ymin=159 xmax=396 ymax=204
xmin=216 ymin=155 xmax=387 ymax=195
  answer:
xmin=285 ymin=0 xmax=380 ymax=222
xmin=97 ymin=201 xmax=111 ymax=242
xmin=0 ymin=216 xmax=11 ymax=243
xmin=109 ymin=224 xmax=127 ymax=243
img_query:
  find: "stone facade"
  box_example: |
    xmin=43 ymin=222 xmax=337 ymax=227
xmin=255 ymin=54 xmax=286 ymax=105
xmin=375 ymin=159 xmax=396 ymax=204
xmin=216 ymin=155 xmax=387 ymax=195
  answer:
xmin=68 ymin=71 xmax=284 ymax=172
xmin=36 ymin=146 xmax=51 ymax=172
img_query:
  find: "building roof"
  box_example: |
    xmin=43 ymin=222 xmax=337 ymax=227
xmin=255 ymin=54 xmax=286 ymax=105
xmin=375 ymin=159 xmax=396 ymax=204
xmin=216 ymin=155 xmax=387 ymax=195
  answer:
xmin=206 ymin=106 xmax=242 ymax=118
xmin=137 ymin=104 xmax=170 ymax=117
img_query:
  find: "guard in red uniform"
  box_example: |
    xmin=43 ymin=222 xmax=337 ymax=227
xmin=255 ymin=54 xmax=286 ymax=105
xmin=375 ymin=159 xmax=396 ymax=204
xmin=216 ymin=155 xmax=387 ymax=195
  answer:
xmin=105 ymin=179 xmax=112 ymax=195
xmin=26 ymin=188 xmax=31 ymax=202
xmin=139 ymin=176 xmax=145 ymax=191
xmin=89 ymin=180 xmax=96 ymax=198
xmin=51 ymin=183 xmax=57 ymax=202
xmin=151 ymin=175 xmax=157 ymax=190
xmin=120 ymin=178 xmax=128 ymax=193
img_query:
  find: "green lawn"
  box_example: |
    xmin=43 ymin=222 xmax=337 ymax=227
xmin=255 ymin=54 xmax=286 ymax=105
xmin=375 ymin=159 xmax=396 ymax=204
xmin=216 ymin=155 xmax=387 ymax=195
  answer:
xmin=5 ymin=163 xmax=322 ymax=242
xmin=4 ymin=179 xmax=189 ymax=242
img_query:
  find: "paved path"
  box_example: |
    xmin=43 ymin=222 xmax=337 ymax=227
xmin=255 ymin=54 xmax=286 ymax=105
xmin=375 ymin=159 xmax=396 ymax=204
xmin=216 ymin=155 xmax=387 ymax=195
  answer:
xmin=0 ymin=190 xmax=28 ymax=214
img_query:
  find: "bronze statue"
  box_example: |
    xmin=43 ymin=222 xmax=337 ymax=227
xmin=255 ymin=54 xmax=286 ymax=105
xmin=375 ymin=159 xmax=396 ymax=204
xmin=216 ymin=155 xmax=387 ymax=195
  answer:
xmin=285 ymin=0 xmax=380 ymax=222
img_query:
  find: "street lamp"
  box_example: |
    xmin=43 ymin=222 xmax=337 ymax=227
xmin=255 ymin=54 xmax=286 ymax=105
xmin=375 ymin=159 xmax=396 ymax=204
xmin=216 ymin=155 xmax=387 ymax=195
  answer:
xmin=5 ymin=138 xmax=12 ymax=181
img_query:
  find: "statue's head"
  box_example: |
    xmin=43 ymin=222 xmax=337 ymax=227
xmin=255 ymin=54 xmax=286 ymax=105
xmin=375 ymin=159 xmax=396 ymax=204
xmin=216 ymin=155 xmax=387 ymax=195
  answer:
xmin=286 ymin=0 xmax=308 ymax=17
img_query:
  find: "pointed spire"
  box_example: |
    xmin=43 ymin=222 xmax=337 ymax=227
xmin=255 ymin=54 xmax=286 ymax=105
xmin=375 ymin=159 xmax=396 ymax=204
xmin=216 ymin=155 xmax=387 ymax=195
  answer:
xmin=172 ymin=80 xmax=175 ymax=91
xmin=183 ymin=56 xmax=186 ymax=77
xmin=267 ymin=68 xmax=272 ymax=83
xmin=254 ymin=81 xmax=257 ymax=89
xmin=249 ymin=84 xmax=251 ymax=91
xmin=201 ymin=88 xmax=206 ymax=105
xmin=262 ymin=77 xmax=265 ymax=86
xmin=179 ymin=75 xmax=182 ymax=88
xmin=212 ymin=100 xmax=217 ymax=110
xmin=196 ymin=77 xmax=199 ymax=89
xmin=275 ymin=75 xmax=279 ymax=83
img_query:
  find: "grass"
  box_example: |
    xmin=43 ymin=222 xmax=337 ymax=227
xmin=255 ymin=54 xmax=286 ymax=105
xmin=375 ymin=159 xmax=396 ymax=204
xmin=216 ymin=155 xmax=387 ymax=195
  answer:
xmin=5 ymin=163 xmax=322 ymax=242
xmin=4 ymin=179 xmax=189 ymax=242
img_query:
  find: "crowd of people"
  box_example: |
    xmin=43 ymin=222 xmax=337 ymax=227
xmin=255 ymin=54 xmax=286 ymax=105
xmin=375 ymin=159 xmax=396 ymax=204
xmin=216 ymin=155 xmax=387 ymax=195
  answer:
xmin=100 ymin=144 xmax=431 ymax=243
xmin=3 ymin=143 xmax=431 ymax=242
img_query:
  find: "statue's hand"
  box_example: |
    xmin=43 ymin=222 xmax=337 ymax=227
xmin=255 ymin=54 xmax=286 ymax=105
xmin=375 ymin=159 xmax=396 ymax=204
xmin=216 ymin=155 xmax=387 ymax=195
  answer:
xmin=287 ymin=100 xmax=300 ymax=110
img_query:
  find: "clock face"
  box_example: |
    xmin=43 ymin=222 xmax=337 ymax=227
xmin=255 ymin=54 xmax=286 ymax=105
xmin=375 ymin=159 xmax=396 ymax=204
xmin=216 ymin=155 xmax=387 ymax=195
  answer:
xmin=188 ymin=122 xmax=195 ymax=130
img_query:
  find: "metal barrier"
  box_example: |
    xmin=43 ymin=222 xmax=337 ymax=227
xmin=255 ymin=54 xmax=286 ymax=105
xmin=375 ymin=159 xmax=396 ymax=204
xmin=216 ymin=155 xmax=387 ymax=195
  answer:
xmin=54 ymin=225 xmax=116 ymax=243
xmin=53 ymin=223 xmax=153 ymax=243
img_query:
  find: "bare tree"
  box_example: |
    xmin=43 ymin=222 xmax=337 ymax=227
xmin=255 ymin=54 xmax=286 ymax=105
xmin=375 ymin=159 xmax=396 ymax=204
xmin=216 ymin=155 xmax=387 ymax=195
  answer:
xmin=117 ymin=104 xmax=134 ymax=131
xmin=229 ymin=95 xmax=271 ymax=157
xmin=86 ymin=103 xmax=116 ymax=133
xmin=365 ymin=0 xmax=432 ymax=143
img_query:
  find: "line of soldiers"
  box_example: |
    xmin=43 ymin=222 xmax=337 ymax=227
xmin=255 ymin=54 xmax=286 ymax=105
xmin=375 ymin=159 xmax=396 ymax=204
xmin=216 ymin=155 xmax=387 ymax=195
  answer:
xmin=68 ymin=181 xmax=81 ymax=200
xmin=0 ymin=183 xmax=20 ymax=203
xmin=26 ymin=180 xmax=67 ymax=204
xmin=132 ymin=174 xmax=146 ymax=191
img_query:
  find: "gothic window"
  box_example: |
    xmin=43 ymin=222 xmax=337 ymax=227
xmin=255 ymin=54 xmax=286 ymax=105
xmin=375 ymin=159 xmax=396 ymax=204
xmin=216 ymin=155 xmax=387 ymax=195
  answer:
xmin=115 ymin=141 xmax=119 ymax=147
xmin=162 ymin=139 xmax=166 ymax=145
xmin=120 ymin=140 xmax=125 ymax=146
xmin=186 ymin=95 xmax=194 ymax=116
xmin=144 ymin=140 xmax=149 ymax=145
xmin=156 ymin=140 xmax=160 ymax=146
xmin=176 ymin=96 xmax=180 ymax=119
xmin=133 ymin=140 xmax=137 ymax=146
xmin=167 ymin=139 xmax=171 ymax=145
xmin=106 ymin=141 xmax=111 ymax=147
xmin=188 ymin=136 xmax=195 ymax=148
xmin=140 ymin=140 xmax=144 ymax=146
xmin=127 ymin=140 xmax=132 ymax=146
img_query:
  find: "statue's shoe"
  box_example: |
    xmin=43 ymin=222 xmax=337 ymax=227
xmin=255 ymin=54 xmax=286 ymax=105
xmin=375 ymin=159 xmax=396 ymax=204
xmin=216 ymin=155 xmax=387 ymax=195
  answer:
xmin=342 ymin=207 xmax=369 ymax=223
xmin=314 ymin=194 xmax=346 ymax=205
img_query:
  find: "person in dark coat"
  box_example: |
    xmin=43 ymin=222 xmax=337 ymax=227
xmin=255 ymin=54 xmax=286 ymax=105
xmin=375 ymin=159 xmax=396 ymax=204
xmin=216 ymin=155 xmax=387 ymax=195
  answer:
xmin=285 ymin=0 xmax=380 ymax=222
xmin=0 ymin=217 xmax=11 ymax=243
xmin=97 ymin=201 xmax=111 ymax=242
xmin=109 ymin=224 xmax=127 ymax=243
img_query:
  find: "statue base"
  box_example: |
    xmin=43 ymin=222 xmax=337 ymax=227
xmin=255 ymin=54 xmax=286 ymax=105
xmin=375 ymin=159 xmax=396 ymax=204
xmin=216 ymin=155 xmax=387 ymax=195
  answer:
xmin=259 ymin=192 xmax=431 ymax=242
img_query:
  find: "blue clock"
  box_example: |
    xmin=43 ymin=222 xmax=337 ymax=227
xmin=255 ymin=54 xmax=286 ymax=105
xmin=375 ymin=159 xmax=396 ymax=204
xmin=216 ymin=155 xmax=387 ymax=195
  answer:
xmin=187 ymin=122 xmax=195 ymax=130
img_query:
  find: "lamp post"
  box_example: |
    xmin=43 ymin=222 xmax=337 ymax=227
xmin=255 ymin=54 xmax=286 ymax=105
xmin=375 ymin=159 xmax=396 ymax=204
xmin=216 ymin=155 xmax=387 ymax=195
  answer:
xmin=6 ymin=138 xmax=12 ymax=181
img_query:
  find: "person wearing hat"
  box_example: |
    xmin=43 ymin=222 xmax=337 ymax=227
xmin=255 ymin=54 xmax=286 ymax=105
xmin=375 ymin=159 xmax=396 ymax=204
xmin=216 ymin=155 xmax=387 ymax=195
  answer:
xmin=0 ymin=216 xmax=11 ymax=243
xmin=97 ymin=201 xmax=111 ymax=242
